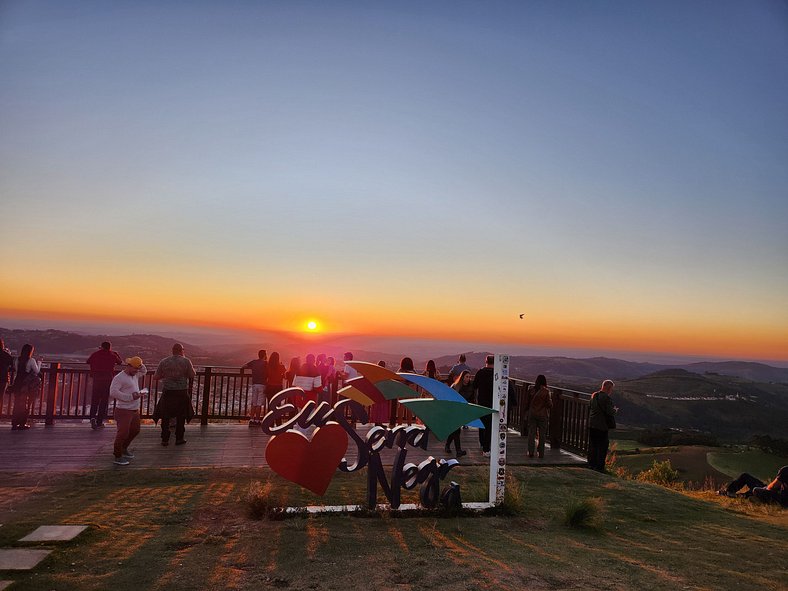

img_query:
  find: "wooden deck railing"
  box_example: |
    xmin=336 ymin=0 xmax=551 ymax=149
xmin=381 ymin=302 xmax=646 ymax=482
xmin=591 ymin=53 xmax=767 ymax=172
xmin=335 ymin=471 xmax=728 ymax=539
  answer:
xmin=1 ymin=365 xmax=591 ymax=456
xmin=508 ymin=378 xmax=591 ymax=456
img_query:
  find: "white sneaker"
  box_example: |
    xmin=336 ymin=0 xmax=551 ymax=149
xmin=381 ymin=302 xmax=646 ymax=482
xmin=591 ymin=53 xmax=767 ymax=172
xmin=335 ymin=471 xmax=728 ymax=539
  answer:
xmin=481 ymin=451 xmax=491 ymax=457
xmin=113 ymin=457 xmax=130 ymax=466
xmin=122 ymin=450 xmax=135 ymax=459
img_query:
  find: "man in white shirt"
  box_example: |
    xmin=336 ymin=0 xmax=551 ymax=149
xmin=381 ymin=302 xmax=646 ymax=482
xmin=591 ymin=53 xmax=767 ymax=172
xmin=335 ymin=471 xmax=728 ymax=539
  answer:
xmin=339 ymin=351 xmax=359 ymax=385
xmin=109 ymin=356 xmax=147 ymax=466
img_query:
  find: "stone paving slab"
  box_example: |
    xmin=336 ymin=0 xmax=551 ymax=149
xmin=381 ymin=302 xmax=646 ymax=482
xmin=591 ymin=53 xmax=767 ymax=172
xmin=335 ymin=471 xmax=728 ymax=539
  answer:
xmin=0 ymin=548 xmax=52 ymax=570
xmin=20 ymin=525 xmax=88 ymax=542
xmin=0 ymin=581 xmax=12 ymax=590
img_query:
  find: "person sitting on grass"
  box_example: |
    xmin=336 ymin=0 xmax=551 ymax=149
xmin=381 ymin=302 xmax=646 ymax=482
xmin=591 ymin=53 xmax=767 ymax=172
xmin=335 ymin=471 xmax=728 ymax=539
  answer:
xmin=719 ymin=465 xmax=788 ymax=507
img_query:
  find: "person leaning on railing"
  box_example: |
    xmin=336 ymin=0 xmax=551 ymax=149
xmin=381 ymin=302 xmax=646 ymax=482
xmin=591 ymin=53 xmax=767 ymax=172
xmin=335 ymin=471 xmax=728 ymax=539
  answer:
xmin=242 ymin=349 xmax=268 ymax=426
xmin=86 ymin=341 xmax=122 ymax=430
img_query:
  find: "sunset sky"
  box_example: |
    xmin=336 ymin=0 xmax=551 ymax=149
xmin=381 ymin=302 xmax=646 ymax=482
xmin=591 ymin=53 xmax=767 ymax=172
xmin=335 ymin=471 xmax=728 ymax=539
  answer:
xmin=1 ymin=1 xmax=786 ymax=363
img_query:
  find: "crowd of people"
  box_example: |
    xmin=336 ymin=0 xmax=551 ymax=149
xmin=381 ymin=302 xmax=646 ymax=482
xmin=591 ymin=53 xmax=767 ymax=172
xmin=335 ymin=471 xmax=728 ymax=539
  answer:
xmin=0 ymin=342 xmax=618 ymax=467
xmin=2 ymin=337 xmax=784 ymax=510
xmin=0 ymin=341 xmax=611 ymax=477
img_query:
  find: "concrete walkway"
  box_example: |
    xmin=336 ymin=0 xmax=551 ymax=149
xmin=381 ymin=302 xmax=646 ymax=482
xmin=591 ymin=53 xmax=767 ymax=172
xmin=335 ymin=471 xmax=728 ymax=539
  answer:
xmin=0 ymin=421 xmax=586 ymax=472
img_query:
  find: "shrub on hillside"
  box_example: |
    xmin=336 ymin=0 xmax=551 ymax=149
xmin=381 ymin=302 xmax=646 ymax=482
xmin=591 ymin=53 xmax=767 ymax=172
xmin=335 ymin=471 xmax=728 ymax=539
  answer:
xmin=563 ymin=497 xmax=604 ymax=529
xmin=605 ymin=443 xmax=632 ymax=479
xmin=637 ymin=460 xmax=679 ymax=486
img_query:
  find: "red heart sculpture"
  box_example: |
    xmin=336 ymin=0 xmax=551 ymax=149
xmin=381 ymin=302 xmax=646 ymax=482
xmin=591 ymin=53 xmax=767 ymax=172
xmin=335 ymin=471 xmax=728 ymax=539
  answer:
xmin=265 ymin=424 xmax=349 ymax=496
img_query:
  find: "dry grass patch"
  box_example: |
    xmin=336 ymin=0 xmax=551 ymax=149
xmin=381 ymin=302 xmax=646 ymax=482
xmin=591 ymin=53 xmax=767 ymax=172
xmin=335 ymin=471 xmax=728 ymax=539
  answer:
xmin=0 ymin=466 xmax=784 ymax=590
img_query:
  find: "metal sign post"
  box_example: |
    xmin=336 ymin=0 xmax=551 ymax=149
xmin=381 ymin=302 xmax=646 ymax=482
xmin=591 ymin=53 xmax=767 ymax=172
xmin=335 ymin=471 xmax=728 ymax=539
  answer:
xmin=488 ymin=353 xmax=509 ymax=505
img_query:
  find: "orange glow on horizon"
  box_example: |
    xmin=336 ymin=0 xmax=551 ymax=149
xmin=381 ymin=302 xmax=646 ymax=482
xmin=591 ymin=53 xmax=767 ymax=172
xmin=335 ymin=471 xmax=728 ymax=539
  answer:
xmin=0 ymin=301 xmax=786 ymax=362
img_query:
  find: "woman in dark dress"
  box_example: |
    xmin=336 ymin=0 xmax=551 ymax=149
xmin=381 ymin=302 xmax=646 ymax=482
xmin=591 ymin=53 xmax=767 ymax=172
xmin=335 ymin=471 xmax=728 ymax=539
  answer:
xmin=10 ymin=344 xmax=41 ymax=431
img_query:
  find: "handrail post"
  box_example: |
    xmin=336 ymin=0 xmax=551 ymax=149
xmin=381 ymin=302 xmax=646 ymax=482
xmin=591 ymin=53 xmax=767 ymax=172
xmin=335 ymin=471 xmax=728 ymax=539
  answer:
xmin=518 ymin=382 xmax=528 ymax=436
xmin=45 ymin=362 xmax=60 ymax=426
xmin=201 ymin=366 xmax=212 ymax=426
xmin=549 ymin=388 xmax=564 ymax=450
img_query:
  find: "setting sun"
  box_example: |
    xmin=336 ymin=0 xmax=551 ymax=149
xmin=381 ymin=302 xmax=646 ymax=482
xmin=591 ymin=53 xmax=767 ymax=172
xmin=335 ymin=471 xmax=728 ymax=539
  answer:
xmin=306 ymin=320 xmax=318 ymax=331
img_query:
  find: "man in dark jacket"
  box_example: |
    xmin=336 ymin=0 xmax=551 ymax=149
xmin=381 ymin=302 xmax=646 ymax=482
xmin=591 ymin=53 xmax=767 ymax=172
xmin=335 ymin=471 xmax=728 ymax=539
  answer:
xmin=588 ymin=379 xmax=616 ymax=472
xmin=87 ymin=341 xmax=123 ymax=429
xmin=154 ymin=343 xmax=196 ymax=446
xmin=472 ymin=355 xmax=495 ymax=456
xmin=0 ymin=339 xmax=13 ymax=399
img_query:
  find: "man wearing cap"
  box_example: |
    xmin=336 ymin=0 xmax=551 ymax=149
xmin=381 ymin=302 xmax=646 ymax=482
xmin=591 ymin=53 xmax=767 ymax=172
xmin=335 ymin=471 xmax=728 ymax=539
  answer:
xmin=109 ymin=357 xmax=147 ymax=466
xmin=87 ymin=341 xmax=123 ymax=429
xmin=153 ymin=344 xmax=196 ymax=446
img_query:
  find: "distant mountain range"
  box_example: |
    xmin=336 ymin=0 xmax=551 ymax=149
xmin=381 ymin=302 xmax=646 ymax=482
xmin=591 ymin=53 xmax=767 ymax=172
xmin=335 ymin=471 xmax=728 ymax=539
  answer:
xmin=0 ymin=328 xmax=212 ymax=365
xmin=430 ymin=352 xmax=788 ymax=386
xmin=3 ymin=327 xmax=786 ymax=439
xmin=613 ymin=369 xmax=788 ymax=439
xmin=2 ymin=327 xmax=786 ymax=385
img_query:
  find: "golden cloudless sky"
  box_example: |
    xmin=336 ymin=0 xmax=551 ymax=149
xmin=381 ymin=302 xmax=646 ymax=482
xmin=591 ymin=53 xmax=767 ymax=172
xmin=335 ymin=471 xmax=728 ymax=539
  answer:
xmin=1 ymin=2 xmax=786 ymax=362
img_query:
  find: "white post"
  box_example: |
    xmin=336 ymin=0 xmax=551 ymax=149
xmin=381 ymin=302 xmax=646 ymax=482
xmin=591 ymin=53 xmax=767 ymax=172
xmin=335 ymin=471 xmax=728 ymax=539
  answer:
xmin=488 ymin=353 xmax=510 ymax=505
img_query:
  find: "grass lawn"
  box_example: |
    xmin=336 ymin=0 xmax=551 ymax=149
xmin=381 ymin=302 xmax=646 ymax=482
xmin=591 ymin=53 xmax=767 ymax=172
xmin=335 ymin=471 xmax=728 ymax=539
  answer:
xmin=0 ymin=466 xmax=785 ymax=591
xmin=707 ymin=449 xmax=788 ymax=481
xmin=609 ymin=439 xmax=648 ymax=452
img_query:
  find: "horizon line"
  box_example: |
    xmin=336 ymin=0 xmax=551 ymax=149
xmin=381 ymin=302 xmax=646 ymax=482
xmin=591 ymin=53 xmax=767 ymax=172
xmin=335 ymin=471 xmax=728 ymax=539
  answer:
xmin=1 ymin=315 xmax=787 ymax=369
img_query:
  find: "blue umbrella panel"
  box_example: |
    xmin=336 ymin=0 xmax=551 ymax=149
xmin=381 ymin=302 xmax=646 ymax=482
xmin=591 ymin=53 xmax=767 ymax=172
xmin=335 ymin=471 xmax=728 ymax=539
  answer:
xmin=396 ymin=372 xmax=486 ymax=428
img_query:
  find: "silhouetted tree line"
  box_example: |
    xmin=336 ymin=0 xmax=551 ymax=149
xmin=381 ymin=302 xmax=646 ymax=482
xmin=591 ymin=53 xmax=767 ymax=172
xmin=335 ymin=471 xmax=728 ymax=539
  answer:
xmin=749 ymin=435 xmax=788 ymax=457
xmin=635 ymin=429 xmax=718 ymax=447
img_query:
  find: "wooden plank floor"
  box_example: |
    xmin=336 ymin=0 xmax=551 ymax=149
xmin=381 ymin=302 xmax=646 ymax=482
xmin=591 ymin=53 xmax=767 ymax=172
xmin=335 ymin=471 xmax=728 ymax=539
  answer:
xmin=0 ymin=421 xmax=586 ymax=472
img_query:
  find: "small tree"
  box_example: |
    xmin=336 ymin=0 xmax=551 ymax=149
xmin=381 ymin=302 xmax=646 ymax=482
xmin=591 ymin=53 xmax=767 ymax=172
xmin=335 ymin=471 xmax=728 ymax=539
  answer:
xmin=637 ymin=460 xmax=679 ymax=486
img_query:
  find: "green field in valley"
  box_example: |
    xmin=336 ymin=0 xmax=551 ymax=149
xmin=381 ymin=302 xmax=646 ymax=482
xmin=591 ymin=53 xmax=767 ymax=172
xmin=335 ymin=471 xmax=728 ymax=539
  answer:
xmin=707 ymin=449 xmax=787 ymax=481
xmin=613 ymin=445 xmax=787 ymax=488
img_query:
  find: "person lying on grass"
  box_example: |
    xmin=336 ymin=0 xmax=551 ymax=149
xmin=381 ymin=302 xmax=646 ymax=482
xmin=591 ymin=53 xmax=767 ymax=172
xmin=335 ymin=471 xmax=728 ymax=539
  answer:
xmin=719 ymin=465 xmax=788 ymax=507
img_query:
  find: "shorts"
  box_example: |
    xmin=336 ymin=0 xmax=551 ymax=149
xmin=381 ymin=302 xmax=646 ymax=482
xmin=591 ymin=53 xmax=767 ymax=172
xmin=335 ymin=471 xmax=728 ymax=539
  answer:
xmin=250 ymin=384 xmax=266 ymax=407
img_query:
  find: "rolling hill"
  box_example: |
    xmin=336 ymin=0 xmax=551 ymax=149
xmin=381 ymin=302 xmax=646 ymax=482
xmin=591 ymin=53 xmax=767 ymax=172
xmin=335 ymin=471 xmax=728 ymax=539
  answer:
xmin=614 ymin=369 xmax=788 ymax=439
xmin=0 ymin=328 xmax=211 ymax=365
xmin=3 ymin=328 xmax=787 ymax=439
